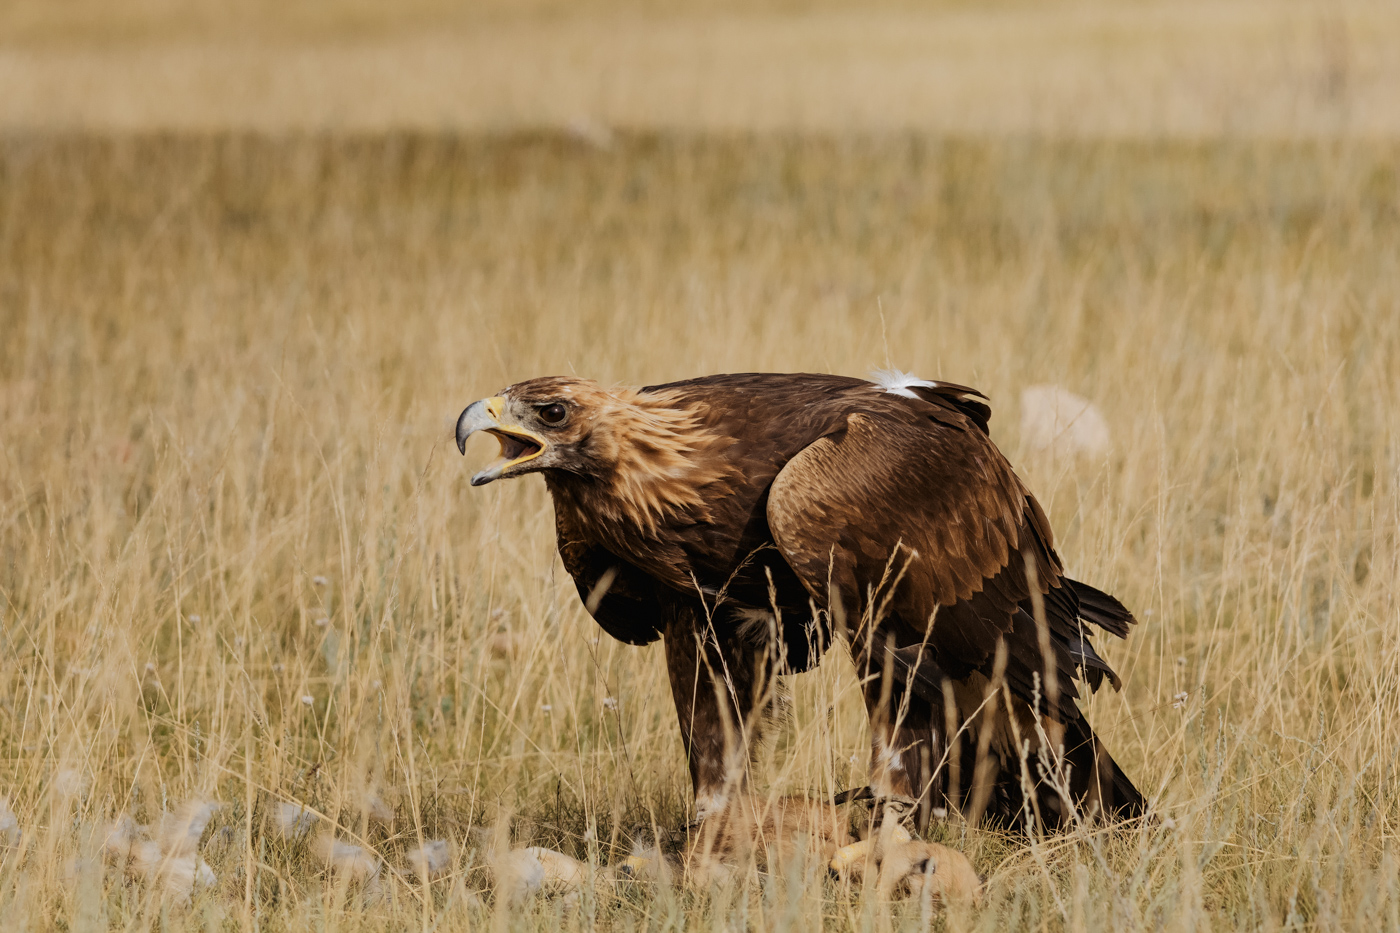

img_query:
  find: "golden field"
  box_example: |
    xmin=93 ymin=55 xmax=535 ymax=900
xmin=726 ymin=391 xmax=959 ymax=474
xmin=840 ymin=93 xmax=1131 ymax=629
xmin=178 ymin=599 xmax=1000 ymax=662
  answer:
xmin=3 ymin=0 xmax=1400 ymax=920
xmin=0 ymin=131 xmax=1395 ymax=930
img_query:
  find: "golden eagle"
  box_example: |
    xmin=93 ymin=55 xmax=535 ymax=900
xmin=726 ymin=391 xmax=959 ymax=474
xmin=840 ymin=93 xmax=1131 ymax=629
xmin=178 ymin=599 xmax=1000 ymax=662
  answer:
xmin=457 ymin=372 xmax=1143 ymax=830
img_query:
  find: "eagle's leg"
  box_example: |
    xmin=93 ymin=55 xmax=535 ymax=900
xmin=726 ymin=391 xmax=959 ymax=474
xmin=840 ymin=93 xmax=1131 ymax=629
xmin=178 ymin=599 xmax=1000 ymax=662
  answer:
xmin=662 ymin=606 xmax=773 ymax=822
xmin=855 ymin=648 xmax=948 ymax=832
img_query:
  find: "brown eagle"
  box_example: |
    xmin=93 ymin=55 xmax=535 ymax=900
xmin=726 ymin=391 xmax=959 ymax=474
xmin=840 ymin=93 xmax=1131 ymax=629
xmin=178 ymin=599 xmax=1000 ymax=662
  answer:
xmin=457 ymin=372 xmax=1144 ymax=831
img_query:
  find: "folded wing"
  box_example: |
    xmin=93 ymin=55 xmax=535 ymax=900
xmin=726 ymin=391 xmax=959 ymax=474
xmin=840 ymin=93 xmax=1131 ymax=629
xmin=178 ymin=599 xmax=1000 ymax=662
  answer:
xmin=766 ymin=388 xmax=1127 ymax=720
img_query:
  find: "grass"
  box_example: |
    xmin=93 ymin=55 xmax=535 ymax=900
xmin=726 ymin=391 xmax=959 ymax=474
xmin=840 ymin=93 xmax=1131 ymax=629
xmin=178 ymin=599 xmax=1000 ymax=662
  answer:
xmin=0 ymin=132 xmax=1397 ymax=930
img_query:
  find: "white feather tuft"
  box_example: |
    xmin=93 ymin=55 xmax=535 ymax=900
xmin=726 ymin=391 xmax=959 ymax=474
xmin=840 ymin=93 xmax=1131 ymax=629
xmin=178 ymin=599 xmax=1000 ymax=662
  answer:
xmin=870 ymin=369 xmax=939 ymax=400
xmin=733 ymin=608 xmax=777 ymax=644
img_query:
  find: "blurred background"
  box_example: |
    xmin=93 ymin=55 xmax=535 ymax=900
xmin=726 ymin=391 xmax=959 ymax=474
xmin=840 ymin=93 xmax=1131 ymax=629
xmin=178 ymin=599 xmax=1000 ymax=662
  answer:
xmin=3 ymin=0 xmax=1397 ymax=135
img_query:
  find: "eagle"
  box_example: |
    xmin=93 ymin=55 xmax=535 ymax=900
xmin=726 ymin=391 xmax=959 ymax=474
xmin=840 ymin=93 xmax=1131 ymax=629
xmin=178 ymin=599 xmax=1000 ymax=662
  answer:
xmin=457 ymin=371 xmax=1144 ymax=832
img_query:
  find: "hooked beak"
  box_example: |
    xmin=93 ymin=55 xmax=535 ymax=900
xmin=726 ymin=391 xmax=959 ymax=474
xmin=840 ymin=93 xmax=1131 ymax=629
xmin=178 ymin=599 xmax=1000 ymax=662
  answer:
xmin=455 ymin=396 xmax=547 ymax=486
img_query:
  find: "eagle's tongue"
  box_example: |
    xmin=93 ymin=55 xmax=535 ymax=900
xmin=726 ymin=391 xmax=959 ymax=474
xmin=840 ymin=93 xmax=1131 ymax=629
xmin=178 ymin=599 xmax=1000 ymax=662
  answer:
xmin=470 ymin=430 xmax=543 ymax=486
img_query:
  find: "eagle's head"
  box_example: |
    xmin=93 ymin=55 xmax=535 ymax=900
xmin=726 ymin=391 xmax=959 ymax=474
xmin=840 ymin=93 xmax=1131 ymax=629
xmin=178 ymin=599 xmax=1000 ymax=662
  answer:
xmin=458 ymin=377 xmax=733 ymax=529
xmin=455 ymin=377 xmax=615 ymax=486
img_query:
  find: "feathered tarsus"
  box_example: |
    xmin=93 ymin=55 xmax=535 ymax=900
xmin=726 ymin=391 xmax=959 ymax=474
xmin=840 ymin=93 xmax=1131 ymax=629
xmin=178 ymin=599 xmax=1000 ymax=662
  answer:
xmin=457 ymin=372 xmax=1144 ymax=831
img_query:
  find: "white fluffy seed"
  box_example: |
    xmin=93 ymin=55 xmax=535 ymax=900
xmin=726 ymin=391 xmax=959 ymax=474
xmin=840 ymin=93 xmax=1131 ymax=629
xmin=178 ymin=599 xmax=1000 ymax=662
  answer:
xmin=315 ymin=835 xmax=381 ymax=883
xmin=0 ymin=795 xmax=18 ymax=846
xmin=363 ymin=793 xmax=394 ymax=825
xmin=99 ymin=802 xmax=220 ymax=904
xmin=405 ymin=838 xmax=453 ymax=880
xmin=52 ymin=768 xmax=89 ymax=797
xmin=271 ymin=802 xmax=319 ymax=841
xmin=157 ymin=800 xmax=220 ymax=858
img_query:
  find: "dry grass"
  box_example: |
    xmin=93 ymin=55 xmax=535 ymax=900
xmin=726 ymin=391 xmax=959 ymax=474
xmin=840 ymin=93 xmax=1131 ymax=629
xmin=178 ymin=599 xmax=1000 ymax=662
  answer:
xmin=0 ymin=132 xmax=1398 ymax=930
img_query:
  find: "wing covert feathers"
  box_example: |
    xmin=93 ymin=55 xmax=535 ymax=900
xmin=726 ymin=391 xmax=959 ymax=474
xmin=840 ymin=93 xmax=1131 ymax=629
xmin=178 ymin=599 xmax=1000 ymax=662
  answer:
xmin=767 ymin=412 xmax=1033 ymax=609
xmin=767 ymin=404 xmax=1122 ymax=716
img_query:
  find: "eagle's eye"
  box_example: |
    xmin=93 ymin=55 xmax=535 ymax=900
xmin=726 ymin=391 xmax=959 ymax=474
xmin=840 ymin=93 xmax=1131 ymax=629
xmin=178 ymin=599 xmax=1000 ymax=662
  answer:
xmin=538 ymin=403 xmax=568 ymax=425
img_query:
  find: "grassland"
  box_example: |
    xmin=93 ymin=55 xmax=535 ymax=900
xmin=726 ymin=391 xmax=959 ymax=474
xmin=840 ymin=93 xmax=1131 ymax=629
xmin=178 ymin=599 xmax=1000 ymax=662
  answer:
xmin=0 ymin=133 xmax=1397 ymax=930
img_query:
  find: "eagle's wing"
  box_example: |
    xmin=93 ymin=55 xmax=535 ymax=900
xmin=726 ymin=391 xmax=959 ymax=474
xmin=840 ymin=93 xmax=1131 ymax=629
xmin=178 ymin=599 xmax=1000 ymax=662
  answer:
xmin=766 ymin=390 xmax=1120 ymax=717
xmin=555 ymin=509 xmax=664 ymax=646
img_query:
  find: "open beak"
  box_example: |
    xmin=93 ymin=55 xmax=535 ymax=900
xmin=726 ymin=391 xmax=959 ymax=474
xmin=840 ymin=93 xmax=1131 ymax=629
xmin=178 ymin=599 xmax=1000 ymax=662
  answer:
xmin=455 ymin=396 xmax=547 ymax=486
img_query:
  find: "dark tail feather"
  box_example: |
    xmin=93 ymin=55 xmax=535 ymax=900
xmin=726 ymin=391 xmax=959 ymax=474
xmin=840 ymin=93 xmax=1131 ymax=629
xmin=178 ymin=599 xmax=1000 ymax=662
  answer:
xmin=1067 ymin=578 xmax=1136 ymax=639
xmin=1060 ymin=714 xmax=1145 ymax=822
xmin=1067 ymin=630 xmax=1122 ymax=691
xmin=973 ymin=712 xmax=1145 ymax=832
xmin=876 ymin=638 xmax=1145 ymax=830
